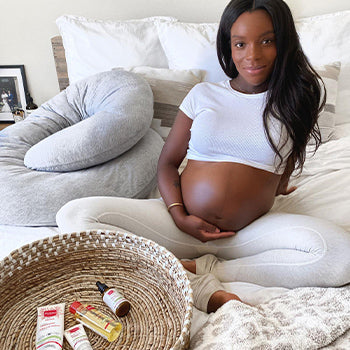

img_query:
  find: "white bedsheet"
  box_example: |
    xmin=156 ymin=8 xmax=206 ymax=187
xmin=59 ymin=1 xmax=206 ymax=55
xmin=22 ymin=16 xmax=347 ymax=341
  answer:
xmin=271 ymin=123 xmax=350 ymax=232
xmin=0 ymin=225 xmax=59 ymax=261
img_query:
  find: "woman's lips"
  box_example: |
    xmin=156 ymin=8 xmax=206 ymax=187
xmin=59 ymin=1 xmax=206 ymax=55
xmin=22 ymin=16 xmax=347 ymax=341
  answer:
xmin=245 ymin=66 xmax=266 ymax=74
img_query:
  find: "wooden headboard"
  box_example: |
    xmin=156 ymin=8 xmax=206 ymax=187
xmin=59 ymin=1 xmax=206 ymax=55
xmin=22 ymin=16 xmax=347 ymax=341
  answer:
xmin=51 ymin=36 xmax=69 ymax=91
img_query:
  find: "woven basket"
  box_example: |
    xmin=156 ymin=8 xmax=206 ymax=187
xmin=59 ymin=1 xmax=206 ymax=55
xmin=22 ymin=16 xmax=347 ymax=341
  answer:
xmin=0 ymin=230 xmax=193 ymax=349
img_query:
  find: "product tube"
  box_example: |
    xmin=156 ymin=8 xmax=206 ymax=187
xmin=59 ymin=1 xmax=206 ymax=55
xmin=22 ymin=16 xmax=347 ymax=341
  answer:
xmin=36 ymin=303 xmax=65 ymax=350
xmin=64 ymin=324 xmax=93 ymax=350
xmin=69 ymin=301 xmax=122 ymax=342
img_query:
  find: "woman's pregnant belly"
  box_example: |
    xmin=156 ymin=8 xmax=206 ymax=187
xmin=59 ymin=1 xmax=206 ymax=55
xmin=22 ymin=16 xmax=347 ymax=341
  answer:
xmin=180 ymin=160 xmax=281 ymax=231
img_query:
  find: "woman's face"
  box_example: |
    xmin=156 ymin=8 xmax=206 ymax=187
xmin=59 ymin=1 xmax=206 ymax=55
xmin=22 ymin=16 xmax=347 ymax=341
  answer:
xmin=230 ymin=9 xmax=277 ymax=91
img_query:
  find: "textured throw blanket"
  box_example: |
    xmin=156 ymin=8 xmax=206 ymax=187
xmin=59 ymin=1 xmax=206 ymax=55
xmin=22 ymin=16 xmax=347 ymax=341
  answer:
xmin=190 ymin=285 xmax=350 ymax=349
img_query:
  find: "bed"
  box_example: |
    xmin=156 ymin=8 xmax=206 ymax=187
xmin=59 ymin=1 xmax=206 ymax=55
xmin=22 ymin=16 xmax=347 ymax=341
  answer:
xmin=1 ymin=10 xmax=350 ymax=349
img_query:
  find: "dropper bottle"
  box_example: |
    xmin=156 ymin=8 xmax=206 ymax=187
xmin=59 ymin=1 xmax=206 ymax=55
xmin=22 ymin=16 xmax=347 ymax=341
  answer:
xmin=96 ymin=281 xmax=131 ymax=317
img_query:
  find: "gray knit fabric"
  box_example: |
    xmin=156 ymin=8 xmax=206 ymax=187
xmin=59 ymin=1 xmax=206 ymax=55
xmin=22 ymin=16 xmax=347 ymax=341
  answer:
xmin=0 ymin=70 xmax=164 ymax=226
xmin=24 ymin=70 xmax=154 ymax=171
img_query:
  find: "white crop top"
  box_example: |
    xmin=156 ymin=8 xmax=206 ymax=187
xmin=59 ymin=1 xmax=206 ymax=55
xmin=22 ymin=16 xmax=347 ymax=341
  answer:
xmin=179 ymin=80 xmax=292 ymax=174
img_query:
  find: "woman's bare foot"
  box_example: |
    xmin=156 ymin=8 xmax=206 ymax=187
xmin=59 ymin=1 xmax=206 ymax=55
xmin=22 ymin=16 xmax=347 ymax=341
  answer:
xmin=181 ymin=259 xmax=243 ymax=313
xmin=207 ymin=290 xmax=242 ymax=313
xmin=181 ymin=260 xmax=196 ymax=274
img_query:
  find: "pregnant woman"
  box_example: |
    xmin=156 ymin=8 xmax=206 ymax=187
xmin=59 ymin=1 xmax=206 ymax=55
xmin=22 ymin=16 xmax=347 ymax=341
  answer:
xmin=57 ymin=0 xmax=350 ymax=313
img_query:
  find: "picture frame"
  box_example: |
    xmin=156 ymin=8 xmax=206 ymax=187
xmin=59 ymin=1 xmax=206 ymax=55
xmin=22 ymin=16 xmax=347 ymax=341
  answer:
xmin=0 ymin=65 xmax=29 ymax=121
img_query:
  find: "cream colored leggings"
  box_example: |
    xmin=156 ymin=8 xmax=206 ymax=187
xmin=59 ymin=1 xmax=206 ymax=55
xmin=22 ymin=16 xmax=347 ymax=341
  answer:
xmin=56 ymin=196 xmax=350 ymax=310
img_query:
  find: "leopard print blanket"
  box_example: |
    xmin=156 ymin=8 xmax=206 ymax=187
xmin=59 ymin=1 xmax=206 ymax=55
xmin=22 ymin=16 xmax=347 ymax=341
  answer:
xmin=190 ymin=285 xmax=350 ymax=349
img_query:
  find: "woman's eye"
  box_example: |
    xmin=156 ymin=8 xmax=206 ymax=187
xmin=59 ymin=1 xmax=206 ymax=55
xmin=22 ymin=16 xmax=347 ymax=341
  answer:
xmin=234 ymin=42 xmax=245 ymax=48
xmin=262 ymin=39 xmax=274 ymax=45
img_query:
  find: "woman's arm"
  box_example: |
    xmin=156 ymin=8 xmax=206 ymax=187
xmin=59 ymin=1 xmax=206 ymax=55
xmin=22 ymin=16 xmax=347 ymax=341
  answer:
xmin=157 ymin=110 xmax=236 ymax=242
xmin=275 ymin=155 xmax=297 ymax=196
xmin=157 ymin=110 xmax=190 ymax=214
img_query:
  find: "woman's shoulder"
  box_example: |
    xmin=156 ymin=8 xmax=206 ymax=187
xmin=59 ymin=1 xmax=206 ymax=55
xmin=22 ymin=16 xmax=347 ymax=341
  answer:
xmin=196 ymin=80 xmax=228 ymax=88
xmin=190 ymin=80 xmax=229 ymax=95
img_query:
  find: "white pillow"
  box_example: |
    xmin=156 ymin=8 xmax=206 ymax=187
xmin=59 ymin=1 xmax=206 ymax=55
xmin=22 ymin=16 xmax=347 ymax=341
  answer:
xmin=295 ymin=10 xmax=350 ymax=66
xmin=310 ymin=62 xmax=341 ymax=143
xmin=156 ymin=21 xmax=227 ymax=82
xmin=336 ymin=63 xmax=350 ymax=122
xmin=56 ymin=15 xmax=177 ymax=84
xmin=295 ymin=10 xmax=350 ymax=123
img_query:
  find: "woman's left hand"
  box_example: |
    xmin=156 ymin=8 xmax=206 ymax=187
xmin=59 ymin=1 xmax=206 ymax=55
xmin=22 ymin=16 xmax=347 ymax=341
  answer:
xmin=276 ymin=185 xmax=297 ymax=196
xmin=177 ymin=214 xmax=236 ymax=242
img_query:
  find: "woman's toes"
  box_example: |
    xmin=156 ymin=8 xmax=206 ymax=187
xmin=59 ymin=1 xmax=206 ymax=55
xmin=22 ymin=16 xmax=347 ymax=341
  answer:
xmin=180 ymin=260 xmax=196 ymax=274
xmin=207 ymin=290 xmax=241 ymax=313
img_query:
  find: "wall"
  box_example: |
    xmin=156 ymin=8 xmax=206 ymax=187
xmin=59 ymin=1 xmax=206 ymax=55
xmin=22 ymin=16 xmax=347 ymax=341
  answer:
xmin=0 ymin=0 xmax=349 ymax=106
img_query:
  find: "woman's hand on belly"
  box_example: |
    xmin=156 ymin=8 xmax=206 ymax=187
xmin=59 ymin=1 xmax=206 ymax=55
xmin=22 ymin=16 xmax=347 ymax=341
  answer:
xmin=181 ymin=160 xmax=281 ymax=232
xmin=176 ymin=213 xmax=236 ymax=242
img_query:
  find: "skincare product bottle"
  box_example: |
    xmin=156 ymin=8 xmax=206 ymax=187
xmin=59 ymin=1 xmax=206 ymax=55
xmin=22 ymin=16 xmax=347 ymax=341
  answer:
xmin=69 ymin=301 xmax=122 ymax=342
xmin=64 ymin=324 xmax=93 ymax=350
xmin=96 ymin=281 xmax=131 ymax=317
xmin=36 ymin=303 xmax=65 ymax=350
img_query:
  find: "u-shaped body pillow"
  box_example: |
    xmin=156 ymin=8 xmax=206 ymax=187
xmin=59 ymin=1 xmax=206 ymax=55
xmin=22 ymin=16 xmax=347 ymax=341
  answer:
xmin=0 ymin=70 xmax=164 ymax=226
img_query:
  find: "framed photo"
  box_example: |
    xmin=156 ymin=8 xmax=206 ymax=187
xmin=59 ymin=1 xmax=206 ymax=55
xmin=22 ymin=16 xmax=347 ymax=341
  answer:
xmin=0 ymin=65 xmax=29 ymax=121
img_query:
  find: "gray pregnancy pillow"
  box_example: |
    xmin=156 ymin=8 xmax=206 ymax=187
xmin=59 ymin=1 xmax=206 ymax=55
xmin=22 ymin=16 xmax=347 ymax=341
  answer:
xmin=0 ymin=69 xmax=164 ymax=226
xmin=0 ymin=124 xmax=163 ymax=226
xmin=24 ymin=70 xmax=154 ymax=171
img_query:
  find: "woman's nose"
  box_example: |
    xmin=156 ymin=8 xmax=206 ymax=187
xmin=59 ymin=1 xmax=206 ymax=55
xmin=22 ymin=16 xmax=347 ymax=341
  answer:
xmin=246 ymin=43 xmax=261 ymax=61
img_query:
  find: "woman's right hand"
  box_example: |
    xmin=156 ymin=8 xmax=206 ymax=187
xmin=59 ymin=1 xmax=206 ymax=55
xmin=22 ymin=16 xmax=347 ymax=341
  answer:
xmin=157 ymin=111 xmax=235 ymax=242
xmin=177 ymin=214 xmax=236 ymax=242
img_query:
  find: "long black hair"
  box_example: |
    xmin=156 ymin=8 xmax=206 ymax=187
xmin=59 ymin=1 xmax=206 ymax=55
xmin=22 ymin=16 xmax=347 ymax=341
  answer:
xmin=217 ymin=0 xmax=325 ymax=172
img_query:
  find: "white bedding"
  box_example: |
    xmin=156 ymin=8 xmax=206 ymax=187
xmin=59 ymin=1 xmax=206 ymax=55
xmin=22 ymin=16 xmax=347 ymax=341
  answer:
xmin=1 ymin=123 xmax=349 ymax=345
xmin=0 ymin=225 xmax=59 ymax=260
xmin=271 ymin=123 xmax=350 ymax=232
